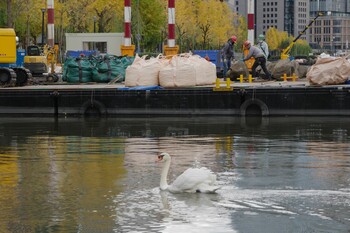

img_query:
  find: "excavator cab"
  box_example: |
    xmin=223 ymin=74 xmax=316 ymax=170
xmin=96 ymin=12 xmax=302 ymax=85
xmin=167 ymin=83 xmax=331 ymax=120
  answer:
xmin=27 ymin=45 xmax=41 ymax=56
xmin=24 ymin=45 xmax=48 ymax=75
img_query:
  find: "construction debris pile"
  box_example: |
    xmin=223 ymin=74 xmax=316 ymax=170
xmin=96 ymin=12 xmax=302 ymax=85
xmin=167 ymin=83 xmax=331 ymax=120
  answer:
xmin=306 ymin=53 xmax=350 ymax=85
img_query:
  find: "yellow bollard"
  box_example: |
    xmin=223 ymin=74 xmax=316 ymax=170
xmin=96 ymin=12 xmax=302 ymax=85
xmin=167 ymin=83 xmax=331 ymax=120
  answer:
xmin=248 ymin=74 xmax=253 ymax=83
xmin=237 ymin=74 xmax=244 ymax=83
xmin=213 ymin=77 xmax=233 ymax=91
xmin=292 ymin=73 xmax=297 ymax=82
xmin=283 ymin=73 xmax=287 ymax=81
xmin=215 ymin=78 xmax=221 ymax=88
xmin=226 ymin=78 xmax=231 ymax=88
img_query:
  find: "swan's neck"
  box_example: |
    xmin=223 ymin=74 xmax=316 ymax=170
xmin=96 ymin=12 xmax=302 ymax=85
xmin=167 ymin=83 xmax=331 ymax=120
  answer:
xmin=160 ymin=157 xmax=171 ymax=190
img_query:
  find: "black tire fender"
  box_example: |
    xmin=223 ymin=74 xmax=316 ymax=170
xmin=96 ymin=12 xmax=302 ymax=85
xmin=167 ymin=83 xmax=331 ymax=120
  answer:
xmin=80 ymin=100 xmax=107 ymax=116
xmin=240 ymin=99 xmax=269 ymax=116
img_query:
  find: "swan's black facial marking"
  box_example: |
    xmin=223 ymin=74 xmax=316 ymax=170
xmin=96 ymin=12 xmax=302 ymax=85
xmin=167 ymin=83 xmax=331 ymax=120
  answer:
xmin=157 ymin=154 xmax=165 ymax=162
xmin=196 ymin=189 xmax=201 ymax=193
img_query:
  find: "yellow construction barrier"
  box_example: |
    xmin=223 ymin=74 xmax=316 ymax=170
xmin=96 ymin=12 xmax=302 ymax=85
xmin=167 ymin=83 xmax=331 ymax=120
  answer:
xmin=164 ymin=45 xmax=179 ymax=57
xmin=121 ymin=45 xmax=135 ymax=56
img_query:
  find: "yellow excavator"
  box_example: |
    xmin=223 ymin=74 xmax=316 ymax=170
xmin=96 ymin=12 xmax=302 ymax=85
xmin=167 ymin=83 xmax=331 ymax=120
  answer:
xmin=281 ymin=12 xmax=323 ymax=60
xmin=0 ymin=28 xmax=32 ymax=86
xmin=23 ymin=45 xmax=48 ymax=75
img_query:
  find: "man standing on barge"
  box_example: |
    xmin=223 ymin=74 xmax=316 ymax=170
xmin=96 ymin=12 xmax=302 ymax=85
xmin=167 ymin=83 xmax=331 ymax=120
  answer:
xmin=221 ymin=35 xmax=237 ymax=77
xmin=242 ymin=40 xmax=272 ymax=81
xmin=257 ymin=34 xmax=269 ymax=60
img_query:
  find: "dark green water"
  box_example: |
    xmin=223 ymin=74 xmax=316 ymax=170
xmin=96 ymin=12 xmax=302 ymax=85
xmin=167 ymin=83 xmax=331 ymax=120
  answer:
xmin=0 ymin=117 xmax=349 ymax=233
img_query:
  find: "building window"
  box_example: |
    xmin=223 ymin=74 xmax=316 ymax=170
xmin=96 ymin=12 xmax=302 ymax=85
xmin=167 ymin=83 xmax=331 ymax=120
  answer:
xmin=333 ymin=27 xmax=341 ymax=33
xmin=333 ymin=20 xmax=342 ymax=25
xmin=83 ymin=41 xmax=107 ymax=53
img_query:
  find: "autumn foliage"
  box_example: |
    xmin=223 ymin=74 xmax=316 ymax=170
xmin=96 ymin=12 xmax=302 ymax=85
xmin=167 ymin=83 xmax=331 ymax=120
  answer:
xmin=1 ymin=0 xmax=310 ymax=56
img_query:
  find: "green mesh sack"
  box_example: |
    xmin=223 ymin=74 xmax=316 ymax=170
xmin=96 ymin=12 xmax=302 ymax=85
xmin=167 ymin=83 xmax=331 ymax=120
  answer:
xmin=92 ymin=55 xmax=129 ymax=83
xmin=121 ymin=56 xmax=134 ymax=68
xmin=62 ymin=57 xmax=73 ymax=81
xmin=63 ymin=56 xmax=94 ymax=83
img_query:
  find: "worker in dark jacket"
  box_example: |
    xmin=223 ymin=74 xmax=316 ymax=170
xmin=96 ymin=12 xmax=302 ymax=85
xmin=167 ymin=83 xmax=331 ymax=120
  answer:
xmin=221 ymin=35 xmax=237 ymax=77
xmin=242 ymin=40 xmax=272 ymax=80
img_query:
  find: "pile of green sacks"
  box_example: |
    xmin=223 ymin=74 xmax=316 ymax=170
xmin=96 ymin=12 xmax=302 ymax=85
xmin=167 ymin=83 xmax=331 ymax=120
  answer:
xmin=62 ymin=54 xmax=134 ymax=83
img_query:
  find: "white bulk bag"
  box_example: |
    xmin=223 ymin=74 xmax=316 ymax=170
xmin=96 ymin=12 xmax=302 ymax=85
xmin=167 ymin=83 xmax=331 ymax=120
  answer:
xmin=159 ymin=55 xmax=196 ymax=87
xmin=189 ymin=55 xmax=216 ymax=85
xmin=125 ymin=54 xmax=165 ymax=87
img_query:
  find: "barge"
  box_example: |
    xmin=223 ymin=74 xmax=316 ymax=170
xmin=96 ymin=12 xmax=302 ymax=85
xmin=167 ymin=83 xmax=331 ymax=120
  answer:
xmin=0 ymin=80 xmax=350 ymax=117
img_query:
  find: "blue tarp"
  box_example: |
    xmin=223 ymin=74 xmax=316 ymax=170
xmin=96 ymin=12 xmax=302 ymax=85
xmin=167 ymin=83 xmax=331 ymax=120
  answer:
xmin=118 ymin=85 xmax=163 ymax=90
xmin=66 ymin=50 xmax=97 ymax=58
xmin=193 ymin=50 xmax=223 ymax=70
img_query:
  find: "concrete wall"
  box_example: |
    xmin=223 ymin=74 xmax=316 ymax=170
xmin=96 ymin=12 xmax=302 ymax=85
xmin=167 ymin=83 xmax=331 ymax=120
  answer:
xmin=65 ymin=33 xmax=124 ymax=56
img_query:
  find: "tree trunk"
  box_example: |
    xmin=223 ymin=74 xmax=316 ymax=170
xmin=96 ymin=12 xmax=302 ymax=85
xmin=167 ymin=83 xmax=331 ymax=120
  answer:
xmin=26 ymin=16 xmax=30 ymax=49
xmin=7 ymin=0 xmax=12 ymax=27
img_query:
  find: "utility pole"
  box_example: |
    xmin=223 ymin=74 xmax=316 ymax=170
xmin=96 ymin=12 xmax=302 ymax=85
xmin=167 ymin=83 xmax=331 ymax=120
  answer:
xmin=41 ymin=8 xmax=46 ymax=46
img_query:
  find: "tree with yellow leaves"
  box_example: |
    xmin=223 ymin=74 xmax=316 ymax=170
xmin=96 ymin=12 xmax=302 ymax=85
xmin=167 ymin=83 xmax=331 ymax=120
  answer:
xmin=176 ymin=0 xmax=246 ymax=51
xmin=2 ymin=0 xmax=248 ymax=54
xmin=266 ymin=26 xmax=312 ymax=57
xmin=265 ymin=27 xmax=289 ymax=51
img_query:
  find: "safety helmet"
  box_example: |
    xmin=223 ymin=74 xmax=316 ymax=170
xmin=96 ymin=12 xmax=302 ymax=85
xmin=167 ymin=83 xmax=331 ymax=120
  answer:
xmin=231 ymin=35 xmax=237 ymax=43
xmin=258 ymin=34 xmax=265 ymax=40
xmin=244 ymin=40 xmax=251 ymax=48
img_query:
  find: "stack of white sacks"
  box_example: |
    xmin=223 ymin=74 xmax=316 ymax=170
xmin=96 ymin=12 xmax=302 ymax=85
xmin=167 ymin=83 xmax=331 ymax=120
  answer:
xmin=125 ymin=53 xmax=216 ymax=87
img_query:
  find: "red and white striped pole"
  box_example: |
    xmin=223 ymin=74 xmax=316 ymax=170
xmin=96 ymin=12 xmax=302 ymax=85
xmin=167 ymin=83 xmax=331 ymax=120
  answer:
xmin=124 ymin=0 xmax=132 ymax=47
xmin=247 ymin=0 xmax=254 ymax=44
xmin=47 ymin=0 xmax=54 ymax=47
xmin=167 ymin=0 xmax=175 ymax=47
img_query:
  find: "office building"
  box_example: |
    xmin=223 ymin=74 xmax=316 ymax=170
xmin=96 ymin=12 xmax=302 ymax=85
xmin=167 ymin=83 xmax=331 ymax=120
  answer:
xmin=230 ymin=0 xmax=309 ymax=41
xmin=309 ymin=0 xmax=350 ymax=52
xmin=229 ymin=0 xmax=350 ymax=52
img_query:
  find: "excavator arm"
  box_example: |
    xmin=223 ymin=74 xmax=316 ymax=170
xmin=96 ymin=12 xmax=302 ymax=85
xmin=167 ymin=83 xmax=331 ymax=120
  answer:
xmin=281 ymin=12 xmax=323 ymax=60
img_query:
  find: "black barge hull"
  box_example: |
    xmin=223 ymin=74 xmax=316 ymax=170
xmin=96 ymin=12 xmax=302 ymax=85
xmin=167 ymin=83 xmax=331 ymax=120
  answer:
xmin=1 ymin=82 xmax=350 ymax=116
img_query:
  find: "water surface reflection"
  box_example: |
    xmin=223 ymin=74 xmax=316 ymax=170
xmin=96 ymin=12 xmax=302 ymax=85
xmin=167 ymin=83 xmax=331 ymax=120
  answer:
xmin=0 ymin=117 xmax=349 ymax=232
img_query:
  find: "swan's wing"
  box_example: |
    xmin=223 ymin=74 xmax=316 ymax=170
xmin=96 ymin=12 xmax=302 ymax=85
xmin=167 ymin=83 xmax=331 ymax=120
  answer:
xmin=170 ymin=167 xmax=217 ymax=193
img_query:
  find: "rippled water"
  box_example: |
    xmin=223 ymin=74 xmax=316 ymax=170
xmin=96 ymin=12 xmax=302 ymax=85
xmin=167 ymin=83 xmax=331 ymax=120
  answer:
xmin=0 ymin=117 xmax=349 ymax=233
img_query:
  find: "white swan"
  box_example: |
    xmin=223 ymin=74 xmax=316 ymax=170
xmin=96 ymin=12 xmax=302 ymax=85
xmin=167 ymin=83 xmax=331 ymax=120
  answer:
xmin=157 ymin=152 xmax=220 ymax=193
